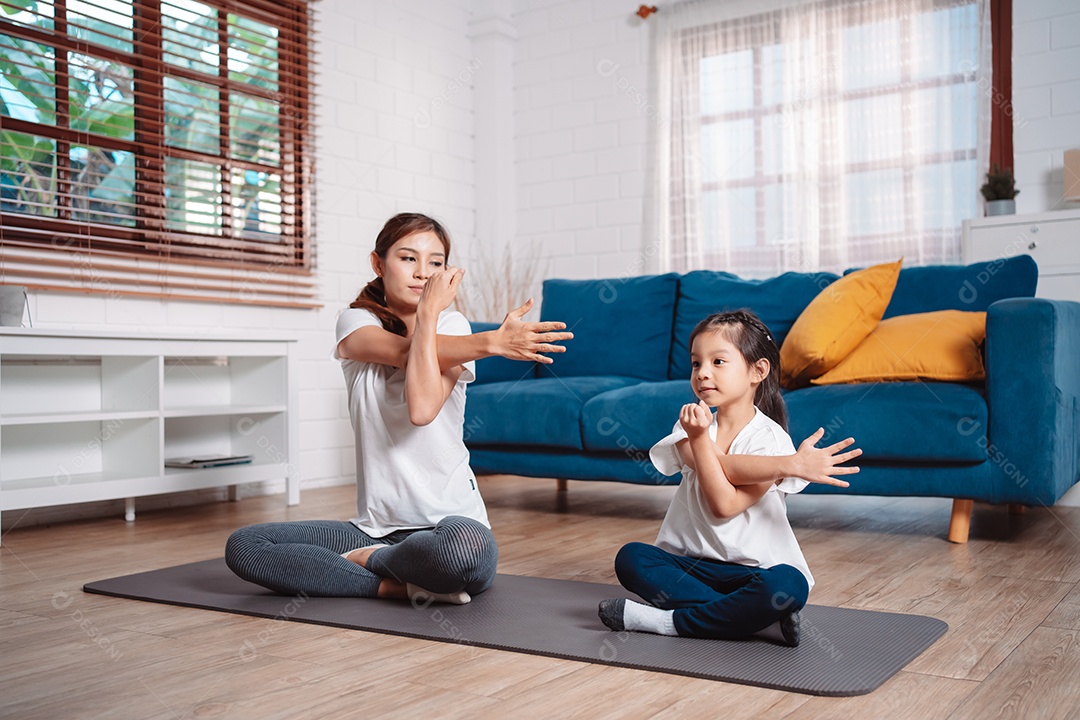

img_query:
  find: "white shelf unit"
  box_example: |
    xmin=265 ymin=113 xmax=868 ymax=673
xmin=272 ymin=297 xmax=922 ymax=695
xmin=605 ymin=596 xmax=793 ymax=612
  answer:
xmin=962 ymin=208 xmax=1080 ymax=302
xmin=0 ymin=329 xmax=299 ymax=538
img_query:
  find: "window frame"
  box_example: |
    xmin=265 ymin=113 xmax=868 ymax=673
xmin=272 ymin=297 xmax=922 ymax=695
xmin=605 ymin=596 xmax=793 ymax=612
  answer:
xmin=0 ymin=0 xmax=316 ymax=307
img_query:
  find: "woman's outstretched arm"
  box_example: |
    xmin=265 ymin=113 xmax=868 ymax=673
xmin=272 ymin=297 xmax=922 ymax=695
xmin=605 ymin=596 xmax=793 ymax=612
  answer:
xmin=336 ymin=297 xmax=573 ymax=370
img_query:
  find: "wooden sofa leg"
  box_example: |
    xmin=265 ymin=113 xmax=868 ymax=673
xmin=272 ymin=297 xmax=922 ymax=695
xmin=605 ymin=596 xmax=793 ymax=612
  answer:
xmin=1008 ymin=503 xmax=1027 ymax=515
xmin=557 ymin=478 xmax=568 ymax=493
xmin=948 ymin=499 xmax=974 ymax=543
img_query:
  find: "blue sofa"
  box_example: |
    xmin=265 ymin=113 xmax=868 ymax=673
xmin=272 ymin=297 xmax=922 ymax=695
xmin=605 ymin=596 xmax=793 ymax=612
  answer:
xmin=463 ymin=256 xmax=1080 ymax=543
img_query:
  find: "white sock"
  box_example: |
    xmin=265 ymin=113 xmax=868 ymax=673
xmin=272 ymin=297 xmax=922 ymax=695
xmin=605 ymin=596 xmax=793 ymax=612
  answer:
xmin=406 ymin=582 xmax=471 ymax=605
xmin=623 ymin=599 xmax=677 ymax=636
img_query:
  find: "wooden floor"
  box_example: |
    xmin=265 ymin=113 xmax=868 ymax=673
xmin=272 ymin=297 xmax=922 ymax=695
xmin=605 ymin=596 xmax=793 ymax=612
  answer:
xmin=3 ymin=477 xmax=1080 ymax=719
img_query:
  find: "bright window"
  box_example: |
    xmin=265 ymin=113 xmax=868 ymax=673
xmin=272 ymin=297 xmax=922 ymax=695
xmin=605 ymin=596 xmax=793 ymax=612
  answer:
xmin=658 ymin=0 xmax=989 ymax=276
xmin=0 ymin=0 xmax=315 ymax=306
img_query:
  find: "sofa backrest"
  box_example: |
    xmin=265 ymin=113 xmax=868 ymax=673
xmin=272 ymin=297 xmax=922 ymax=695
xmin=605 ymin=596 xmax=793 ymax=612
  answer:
xmin=537 ymin=273 xmax=679 ymax=381
xmin=668 ymin=270 xmax=839 ymax=380
xmin=870 ymin=255 xmax=1039 ymax=318
xmin=478 ymin=255 xmax=1038 ymax=385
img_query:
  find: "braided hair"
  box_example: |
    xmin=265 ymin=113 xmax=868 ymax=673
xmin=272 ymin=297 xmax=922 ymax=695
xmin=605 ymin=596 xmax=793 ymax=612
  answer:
xmin=688 ymin=309 xmax=788 ymax=430
xmin=349 ymin=213 xmax=451 ymax=337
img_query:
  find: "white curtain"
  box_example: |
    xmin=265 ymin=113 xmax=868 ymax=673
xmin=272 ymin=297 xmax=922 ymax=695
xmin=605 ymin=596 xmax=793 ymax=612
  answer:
xmin=649 ymin=0 xmax=992 ymax=277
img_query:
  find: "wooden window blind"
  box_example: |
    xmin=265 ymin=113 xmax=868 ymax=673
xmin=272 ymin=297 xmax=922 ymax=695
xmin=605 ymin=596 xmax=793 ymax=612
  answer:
xmin=0 ymin=0 xmax=317 ymax=308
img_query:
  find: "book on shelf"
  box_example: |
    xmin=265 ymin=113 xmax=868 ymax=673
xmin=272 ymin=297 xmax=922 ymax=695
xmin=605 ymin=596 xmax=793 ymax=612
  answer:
xmin=165 ymin=455 xmax=253 ymax=469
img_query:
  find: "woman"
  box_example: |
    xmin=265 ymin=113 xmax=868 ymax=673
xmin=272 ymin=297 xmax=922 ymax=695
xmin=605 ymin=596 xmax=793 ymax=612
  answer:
xmin=225 ymin=213 xmax=572 ymax=604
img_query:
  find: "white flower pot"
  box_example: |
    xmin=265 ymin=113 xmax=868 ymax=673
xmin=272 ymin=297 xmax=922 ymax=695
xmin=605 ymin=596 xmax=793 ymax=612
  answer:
xmin=985 ymin=199 xmax=1016 ymax=216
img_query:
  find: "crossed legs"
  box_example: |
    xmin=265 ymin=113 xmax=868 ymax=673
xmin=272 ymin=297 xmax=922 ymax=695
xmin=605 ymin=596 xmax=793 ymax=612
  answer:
xmin=609 ymin=541 xmax=808 ymax=641
xmin=225 ymin=515 xmax=498 ymax=601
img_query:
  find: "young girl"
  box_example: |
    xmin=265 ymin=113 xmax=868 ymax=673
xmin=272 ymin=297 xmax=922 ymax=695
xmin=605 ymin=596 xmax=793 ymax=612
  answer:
xmin=226 ymin=213 xmax=572 ymax=604
xmin=598 ymin=310 xmax=860 ymax=645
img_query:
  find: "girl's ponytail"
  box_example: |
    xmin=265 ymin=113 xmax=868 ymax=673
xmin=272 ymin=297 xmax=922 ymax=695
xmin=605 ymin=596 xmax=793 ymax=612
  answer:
xmin=753 ymin=357 xmax=788 ymax=431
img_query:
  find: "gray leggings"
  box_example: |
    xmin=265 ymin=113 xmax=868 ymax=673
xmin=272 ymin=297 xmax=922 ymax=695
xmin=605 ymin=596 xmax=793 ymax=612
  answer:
xmin=224 ymin=515 xmax=498 ymax=598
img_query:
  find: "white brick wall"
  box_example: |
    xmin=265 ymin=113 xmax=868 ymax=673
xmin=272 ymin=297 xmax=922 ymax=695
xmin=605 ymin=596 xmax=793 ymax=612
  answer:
xmin=1012 ymin=0 xmax=1080 ymax=213
xmin=512 ymin=0 xmax=654 ymax=281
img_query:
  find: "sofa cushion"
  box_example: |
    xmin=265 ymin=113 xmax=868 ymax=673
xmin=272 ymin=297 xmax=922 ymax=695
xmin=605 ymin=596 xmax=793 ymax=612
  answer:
xmin=780 ymin=259 xmax=903 ymax=388
xmin=850 ymin=254 xmax=1038 ymax=318
xmin=464 ymin=376 xmax=643 ymax=450
xmin=538 ymin=273 xmax=679 ymax=381
xmin=785 ymin=382 xmax=989 ymax=462
xmin=811 ymin=310 xmax=987 ymax=385
xmin=581 ymin=380 xmax=698 ymax=453
xmin=800 ymin=462 xmax=991 ymax=500
xmin=669 ymin=270 xmax=840 ymax=380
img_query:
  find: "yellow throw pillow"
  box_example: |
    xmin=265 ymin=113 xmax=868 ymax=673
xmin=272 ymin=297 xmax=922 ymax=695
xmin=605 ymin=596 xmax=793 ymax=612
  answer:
xmin=810 ymin=310 xmax=987 ymax=385
xmin=779 ymin=259 xmax=902 ymax=388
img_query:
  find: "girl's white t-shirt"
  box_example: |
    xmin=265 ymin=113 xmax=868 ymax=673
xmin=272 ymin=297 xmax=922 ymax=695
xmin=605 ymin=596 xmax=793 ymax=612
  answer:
xmin=333 ymin=307 xmax=489 ymax=537
xmin=650 ymin=407 xmax=814 ymax=589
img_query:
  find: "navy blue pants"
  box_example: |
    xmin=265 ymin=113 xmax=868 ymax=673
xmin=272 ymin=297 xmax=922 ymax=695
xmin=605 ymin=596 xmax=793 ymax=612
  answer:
xmin=614 ymin=542 xmax=809 ymax=639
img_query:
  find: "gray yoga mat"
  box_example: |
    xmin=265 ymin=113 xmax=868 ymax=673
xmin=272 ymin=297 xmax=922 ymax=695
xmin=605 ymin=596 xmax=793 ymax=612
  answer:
xmin=84 ymin=558 xmax=946 ymax=696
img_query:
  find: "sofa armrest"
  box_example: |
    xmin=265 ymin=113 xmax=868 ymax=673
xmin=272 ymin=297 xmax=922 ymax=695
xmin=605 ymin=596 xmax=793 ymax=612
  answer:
xmin=985 ymin=298 xmax=1080 ymax=504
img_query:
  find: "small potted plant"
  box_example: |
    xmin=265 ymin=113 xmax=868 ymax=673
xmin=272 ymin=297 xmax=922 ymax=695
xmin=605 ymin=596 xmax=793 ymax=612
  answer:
xmin=981 ymin=165 xmax=1020 ymax=216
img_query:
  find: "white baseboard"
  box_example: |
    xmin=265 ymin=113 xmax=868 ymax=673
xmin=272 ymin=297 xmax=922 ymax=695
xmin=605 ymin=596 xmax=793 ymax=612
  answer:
xmin=0 ymin=476 xmax=354 ymax=531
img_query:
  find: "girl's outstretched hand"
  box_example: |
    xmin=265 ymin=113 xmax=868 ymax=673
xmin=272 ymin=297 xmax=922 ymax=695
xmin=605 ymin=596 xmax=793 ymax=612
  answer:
xmin=493 ymin=298 xmax=574 ymax=364
xmin=789 ymin=428 xmax=862 ymax=487
xmin=418 ymin=267 xmax=465 ymax=315
xmin=679 ymin=400 xmax=713 ymax=440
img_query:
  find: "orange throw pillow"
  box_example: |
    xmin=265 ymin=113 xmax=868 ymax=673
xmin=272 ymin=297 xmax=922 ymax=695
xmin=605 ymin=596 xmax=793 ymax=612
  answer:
xmin=779 ymin=259 xmax=902 ymax=388
xmin=810 ymin=310 xmax=987 ymax=385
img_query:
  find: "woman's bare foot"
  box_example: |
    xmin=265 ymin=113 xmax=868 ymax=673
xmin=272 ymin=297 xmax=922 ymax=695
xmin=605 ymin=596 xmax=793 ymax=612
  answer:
xmin=377 ymin=578 xmax=408 ymax=599
xmin=342 ymin=545 xmax=469 ymax=604
xmin=342 ymin=543 xmax=387 ymax=568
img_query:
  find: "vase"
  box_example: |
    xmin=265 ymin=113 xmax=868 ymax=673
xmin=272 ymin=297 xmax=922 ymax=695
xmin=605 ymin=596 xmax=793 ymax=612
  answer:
xmin=985 ymin=199 xmax=1016 ymax=216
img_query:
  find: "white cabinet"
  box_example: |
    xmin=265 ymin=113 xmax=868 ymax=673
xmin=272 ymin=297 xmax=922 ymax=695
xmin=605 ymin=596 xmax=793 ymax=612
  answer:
xmin=962 ymin=209 xmax=1080 ymax=302
xmin=0 ymin=329 xmax=299 ymax=538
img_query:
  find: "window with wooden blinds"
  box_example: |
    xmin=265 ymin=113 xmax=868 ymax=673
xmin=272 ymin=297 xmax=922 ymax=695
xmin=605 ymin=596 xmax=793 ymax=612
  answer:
xmin=0 ymin=0 xmax=317 ymax=308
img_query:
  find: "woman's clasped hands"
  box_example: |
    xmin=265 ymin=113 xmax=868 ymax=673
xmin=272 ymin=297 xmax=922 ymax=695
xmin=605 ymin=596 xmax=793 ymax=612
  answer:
xmin=417 ymin=266 xmax=466 ymax=315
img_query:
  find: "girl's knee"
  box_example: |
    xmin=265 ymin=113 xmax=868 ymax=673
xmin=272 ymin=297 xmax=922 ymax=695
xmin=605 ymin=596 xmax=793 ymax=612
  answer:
xmin=613 ymin=542 xmax=660 ymax=583
xmin=762 ymin=564 xmax=809 ymax=612
xmin=614 ymin=542 xmax=640 ymax=573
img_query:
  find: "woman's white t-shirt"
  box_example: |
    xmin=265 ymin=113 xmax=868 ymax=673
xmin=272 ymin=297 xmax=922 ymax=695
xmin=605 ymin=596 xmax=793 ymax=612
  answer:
xmin=333 ymin=307 xmax=489 ymax=537
xmin=649 ymin=407 xmax=813 ymax=589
